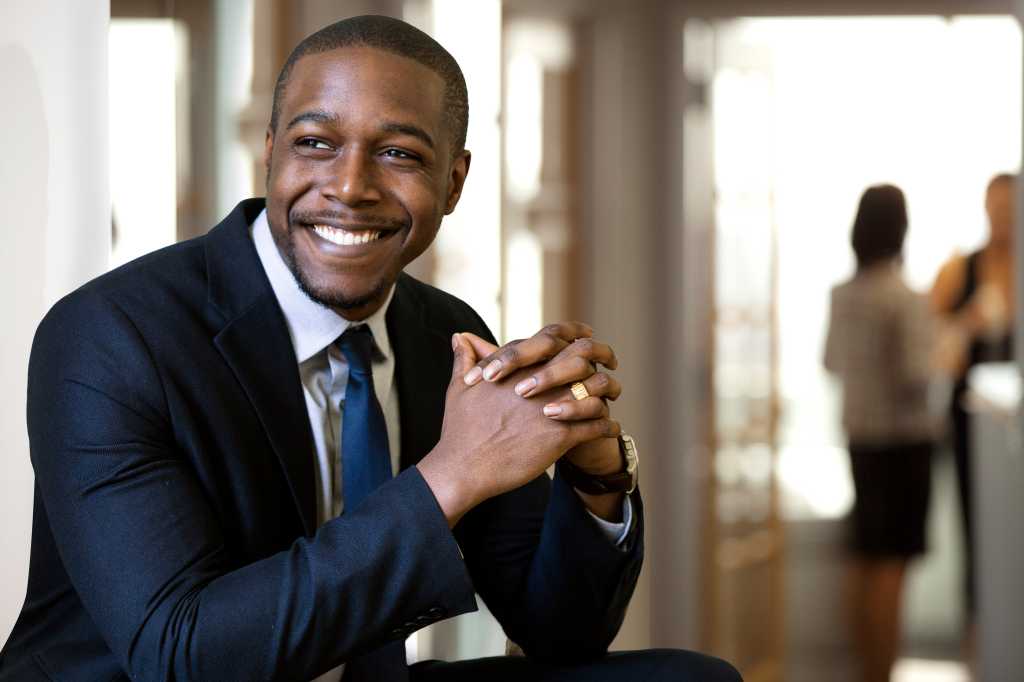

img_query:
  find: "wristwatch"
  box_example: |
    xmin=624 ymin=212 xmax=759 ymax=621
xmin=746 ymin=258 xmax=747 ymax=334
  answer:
xmin=557 ymin=434 xmax=639 ymax=495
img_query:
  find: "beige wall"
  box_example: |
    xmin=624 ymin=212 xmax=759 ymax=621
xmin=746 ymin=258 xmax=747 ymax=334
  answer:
xmin=0 ymin=0 xmax=110 ymax=646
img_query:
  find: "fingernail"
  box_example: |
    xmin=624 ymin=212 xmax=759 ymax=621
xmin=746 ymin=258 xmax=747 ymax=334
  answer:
xmin=543 ymin=404 xmax=563 ymax=417
xmin=464 ymin=366 xmax=483 ymax=385
xmin=452 ymin=333 xmax=459 ymax=351
xmin=515 ymin=377 xmax=538 ymax=396
xmin=482 ymin=359 xmax=502 ymax=381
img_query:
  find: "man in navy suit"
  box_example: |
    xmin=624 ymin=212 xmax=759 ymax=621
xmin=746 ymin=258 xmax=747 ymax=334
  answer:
xmin=1 ymin=15 xmax=739 ymax=682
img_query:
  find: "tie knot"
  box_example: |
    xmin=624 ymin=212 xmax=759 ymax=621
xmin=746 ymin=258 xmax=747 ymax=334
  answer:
xmin=337 ymin=325 xmax=376 ymax=375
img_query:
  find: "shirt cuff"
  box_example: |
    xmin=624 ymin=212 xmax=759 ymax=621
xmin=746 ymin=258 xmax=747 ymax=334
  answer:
xmin=585 ymin=495 xmax=634 ymax=547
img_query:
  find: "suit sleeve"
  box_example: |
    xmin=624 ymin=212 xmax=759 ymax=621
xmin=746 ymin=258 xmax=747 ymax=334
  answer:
xmin=452 ymin=314 xmax=644 ymax=662
xmin=28 ymin=292 xmax=477 ymax=681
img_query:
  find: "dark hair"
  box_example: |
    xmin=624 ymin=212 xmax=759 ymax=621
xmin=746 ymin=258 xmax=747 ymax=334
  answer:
xmin=987 ymin=172 xmax=1017 ymax=193
xmin=270 ymin=15 xmax=469 ymax=153
xmin=851 ymin=184 xmax=908 ymax=270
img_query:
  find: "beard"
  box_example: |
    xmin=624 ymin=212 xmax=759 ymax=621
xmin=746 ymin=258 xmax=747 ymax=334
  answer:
xmin=273 ymin=220 xmax=394 ymax=313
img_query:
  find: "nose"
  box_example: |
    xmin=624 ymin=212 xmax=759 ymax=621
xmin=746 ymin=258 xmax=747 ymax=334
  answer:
xmin=324 ymin=146 xmax=382 ymax=207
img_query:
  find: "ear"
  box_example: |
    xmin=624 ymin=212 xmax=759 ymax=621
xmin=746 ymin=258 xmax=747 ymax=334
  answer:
xmin=444 ymin=150 xmax=472 ymax=215
xmin=263 ymin=127 xmax=274 ymax=180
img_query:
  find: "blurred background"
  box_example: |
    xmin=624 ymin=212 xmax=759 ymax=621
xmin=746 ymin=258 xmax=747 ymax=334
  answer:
xmin=2 ymin=1 xmax=1024 ymax=681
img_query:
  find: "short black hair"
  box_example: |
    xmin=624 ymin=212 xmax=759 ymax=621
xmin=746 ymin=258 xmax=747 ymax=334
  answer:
xmin=851 ymin=184 xmax=908 ymax=270
xmin=987 ymin=172 xmax=1017 ymax=193
xmin=270 ymin=15 xmax=469 ymax=153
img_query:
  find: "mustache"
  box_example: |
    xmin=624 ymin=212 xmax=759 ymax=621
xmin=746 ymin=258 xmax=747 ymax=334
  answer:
xmin=289 ymin=209 xmax=408 ymax=231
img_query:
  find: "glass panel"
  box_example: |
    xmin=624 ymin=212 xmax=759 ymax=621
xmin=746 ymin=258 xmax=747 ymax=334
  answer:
xmin=109 ymin=19 xmax=184 ymax=268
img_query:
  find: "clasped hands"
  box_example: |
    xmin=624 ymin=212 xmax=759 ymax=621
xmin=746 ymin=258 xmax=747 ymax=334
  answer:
xmin=417 ymin=322 xmax=626 ymax=527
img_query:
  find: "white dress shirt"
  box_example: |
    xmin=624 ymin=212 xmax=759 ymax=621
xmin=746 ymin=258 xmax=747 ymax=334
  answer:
xmin=251 ymin=209 xmax=631 ymax=680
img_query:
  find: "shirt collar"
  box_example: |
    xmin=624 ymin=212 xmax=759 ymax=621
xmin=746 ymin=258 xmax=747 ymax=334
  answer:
xmin=251 ymin=208 xmax=394 ymax=365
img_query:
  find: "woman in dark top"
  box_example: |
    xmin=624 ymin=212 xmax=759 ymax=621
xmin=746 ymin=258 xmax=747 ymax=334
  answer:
xmin=930 ymin=172 xmax=1015 ymax=647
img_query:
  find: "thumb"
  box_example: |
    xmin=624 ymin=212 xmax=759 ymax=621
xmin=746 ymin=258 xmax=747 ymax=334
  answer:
xmin=450 ymin=333 xmax=478 ymax=381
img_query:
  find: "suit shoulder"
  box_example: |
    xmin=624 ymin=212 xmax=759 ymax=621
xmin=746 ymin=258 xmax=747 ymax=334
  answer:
xmin=36 ymin=236 xmax=212 ymax=358
xmin=52 ymin=236 xmax=208 ymax=320
xmin=90 ymin=236 xmax=206 ymax=298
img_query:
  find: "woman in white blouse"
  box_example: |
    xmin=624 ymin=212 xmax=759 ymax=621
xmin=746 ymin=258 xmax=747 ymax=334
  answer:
xmin=825 ymin=184 xmax=936 ymax=682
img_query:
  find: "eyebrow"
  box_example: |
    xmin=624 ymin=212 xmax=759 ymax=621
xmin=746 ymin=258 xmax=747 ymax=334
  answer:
xmin=380 ymin=122 xmax=435 ymax=150
xmin=285 ymin=110 xmax=339 ymax=130
xmin=285 ymin=109 xmax=435 ymax=150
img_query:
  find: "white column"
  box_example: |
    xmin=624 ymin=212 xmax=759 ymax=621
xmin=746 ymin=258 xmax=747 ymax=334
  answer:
xmin=0 ymin=0 xmax=110 ymax=645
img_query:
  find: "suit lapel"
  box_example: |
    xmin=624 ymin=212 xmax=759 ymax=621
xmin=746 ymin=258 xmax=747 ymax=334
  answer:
xmin=387 ymin=276 xmax=453 ymax=472
xmin=206 ymin=200 xmax=318 ymax=536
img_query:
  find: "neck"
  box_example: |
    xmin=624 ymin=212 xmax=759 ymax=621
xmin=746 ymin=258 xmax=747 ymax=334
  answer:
xmin=985 ymin=240 xmax=1012 ymax=259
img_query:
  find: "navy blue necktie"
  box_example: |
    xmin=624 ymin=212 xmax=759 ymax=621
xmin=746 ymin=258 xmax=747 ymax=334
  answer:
xmin=337 ymin=325 xmax=393 ymax=513
xmin=337 ymin=326 xmax=407 ymax=681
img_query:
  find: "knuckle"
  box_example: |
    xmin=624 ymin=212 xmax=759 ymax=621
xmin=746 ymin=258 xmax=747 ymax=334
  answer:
xmin=593 ymin=372 xmax=610 ymax=389
xmin=573 ymin=337 xmax=595 ymax=355
xmin=572 ymin=356 xmax=591 ymax=374
xmin=572 ymin=321 xmax=593 ymax=336
xmin=540 ymin=333 xmax=561 ymax=353
xmin=501 ymin=345 xmax=521 ymax=365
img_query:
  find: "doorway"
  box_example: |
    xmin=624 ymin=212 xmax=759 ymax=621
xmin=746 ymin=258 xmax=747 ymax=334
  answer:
xmin=691 ymin=14 xmax=1022 ymax=682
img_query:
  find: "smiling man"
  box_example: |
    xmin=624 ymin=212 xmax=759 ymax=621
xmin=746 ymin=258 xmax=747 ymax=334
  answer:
xmin=264 ymin=43 xmax=456 ymax=321
xmin=0 ymin=15 xmax=739 ymax=682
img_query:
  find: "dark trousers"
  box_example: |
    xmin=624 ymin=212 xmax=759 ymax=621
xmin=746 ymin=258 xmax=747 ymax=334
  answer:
xmin=409 ymin=649 xmax=742 ymax=681
xmin=951 ymin=399 xmax=976 ymax=616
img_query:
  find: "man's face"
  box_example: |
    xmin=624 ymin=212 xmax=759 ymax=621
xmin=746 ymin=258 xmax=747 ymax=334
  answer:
xmin=986 ymin=180 xmax=1015 ymax=247
xmin=264 ymin=46 xmax=470 ymax=320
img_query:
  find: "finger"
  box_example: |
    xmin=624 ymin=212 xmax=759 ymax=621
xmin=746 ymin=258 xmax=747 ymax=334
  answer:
xmin=563 ymin=417 xmax=621 ymax=449
xmin=468 ymin=332 xmax=569 ymax=385
xmin=513 ymin=341 xmax=618 ymax=398
xmin=550 ymin=337 xmax=618 ymax=371
xmin=463 ymin=322 xmax=594 ymax=386
xmin=514 ymin=355 xmax=594 ymax=397
xmin=542 ymin=396 xmax=608 ymax=421
xmin=581 ymin=372 xmax=621 ymax=401
xmin=449 ymin=333 xmax=478 ymax=387
xmin=460 ymin=332 xmax=500 ymax=361
xmin=539 ymin=321 xmax=594 ymax=343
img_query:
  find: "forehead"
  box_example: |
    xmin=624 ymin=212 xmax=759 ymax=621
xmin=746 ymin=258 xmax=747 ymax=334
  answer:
xmin=988 ymin=180 xmax=1014 ymax=201
xmin=281 ymin=46 xmax=447 ymax=136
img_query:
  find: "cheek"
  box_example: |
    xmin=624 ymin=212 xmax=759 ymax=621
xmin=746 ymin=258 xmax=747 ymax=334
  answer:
xmin=396 ymin=176 xmax=446 ymax=220
xmin=269 ymin=158 xmax=317 ymax=202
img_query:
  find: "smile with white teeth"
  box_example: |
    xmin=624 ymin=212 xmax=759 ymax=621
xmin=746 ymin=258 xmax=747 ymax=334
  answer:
xmin=312 ymin=224 xmax=384 ymax=246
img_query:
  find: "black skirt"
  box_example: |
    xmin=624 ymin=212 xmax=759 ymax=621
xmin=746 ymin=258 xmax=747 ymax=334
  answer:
xmin=847 ymin=441 xmax=933 ymax=558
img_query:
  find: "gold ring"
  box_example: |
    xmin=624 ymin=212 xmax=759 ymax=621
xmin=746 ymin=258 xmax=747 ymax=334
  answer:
xmin=570 ymin=381 xmax=589 ymax=401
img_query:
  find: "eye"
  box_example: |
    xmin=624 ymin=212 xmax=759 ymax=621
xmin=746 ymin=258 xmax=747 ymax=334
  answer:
xmin=382 ymin=148 xmax=421 ymax=162
xmin=296 ymin=137 xmax=333 ymax=151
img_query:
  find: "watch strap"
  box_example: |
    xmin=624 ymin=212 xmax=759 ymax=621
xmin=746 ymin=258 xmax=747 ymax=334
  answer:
xmin=557 ymin=438 xmax=635 ymax=494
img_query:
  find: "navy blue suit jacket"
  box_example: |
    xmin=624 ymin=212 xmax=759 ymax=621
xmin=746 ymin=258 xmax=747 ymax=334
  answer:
xmin=0 ymin=199 xmax=643 ymax=681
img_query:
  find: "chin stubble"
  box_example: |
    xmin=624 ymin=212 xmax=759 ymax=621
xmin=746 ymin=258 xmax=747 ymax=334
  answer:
xmin=274 ymin=222 xmax=391 ymax=312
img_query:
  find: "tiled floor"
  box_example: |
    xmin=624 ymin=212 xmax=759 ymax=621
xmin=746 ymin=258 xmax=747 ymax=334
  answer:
xmin=785 ymin=449 xmax=968 ymax=682
xmin=892 ymin=658 xmax=970 ymax=682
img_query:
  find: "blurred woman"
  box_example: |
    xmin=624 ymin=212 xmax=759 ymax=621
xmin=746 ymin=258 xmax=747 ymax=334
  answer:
xmin=825 ymin=184 xmax=936 ymax=682
xmin=930 ymin=173 xmax=1016 ymax=643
